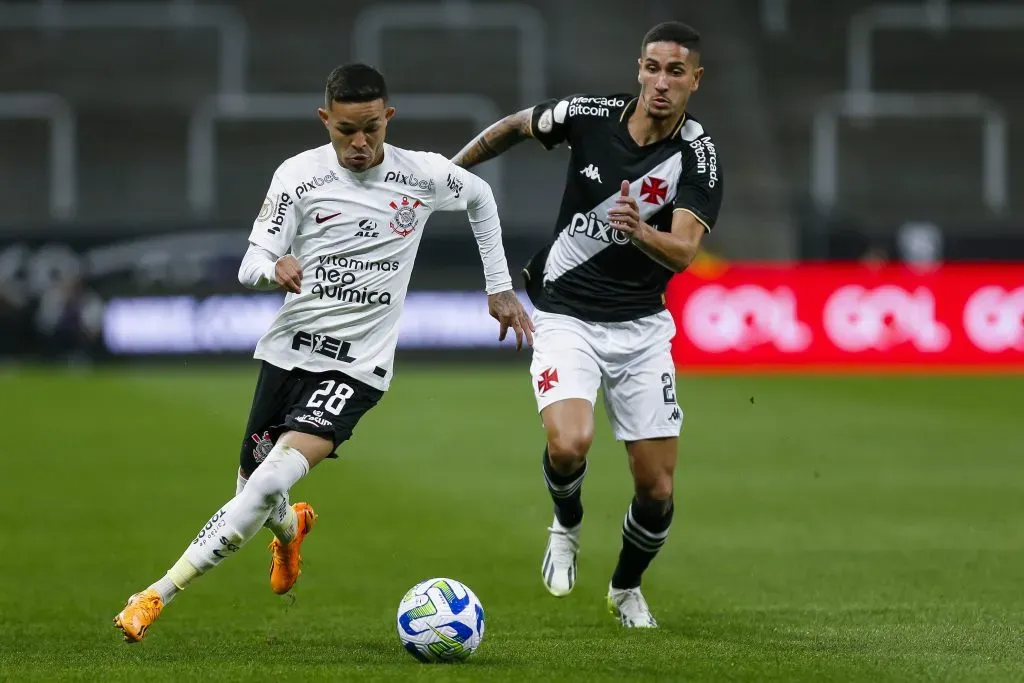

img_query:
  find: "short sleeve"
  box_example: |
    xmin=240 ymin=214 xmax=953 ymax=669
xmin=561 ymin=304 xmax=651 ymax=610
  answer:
xmin=674 ymin=134 xmax=723 ymax=233
xmin=247 ymin=164 xmax=299 ymax=255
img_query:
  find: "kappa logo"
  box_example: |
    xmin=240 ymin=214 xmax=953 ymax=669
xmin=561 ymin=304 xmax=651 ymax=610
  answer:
xmin=389 ymin=196 xmax=422 ymax=237
xmin=580 ymin=164 xmax=602 ymax=183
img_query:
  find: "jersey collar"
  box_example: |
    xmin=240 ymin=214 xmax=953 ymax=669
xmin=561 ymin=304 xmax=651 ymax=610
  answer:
xmin=618 ymin=97 xmax=689 ymax=146
xmin=332 ymin=142 xmax=391 ymax=179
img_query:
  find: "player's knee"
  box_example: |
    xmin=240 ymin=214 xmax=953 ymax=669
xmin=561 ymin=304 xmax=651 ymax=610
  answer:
xmin=633 ymin=491 xmax=673 ymax=523
xmin=242 ymin=467 xmax=283 ymax=506
xmin=547 ymin=429 xmax=592 ymax=470
xmin=242 ymin=444 xmax=301 ymax=504
xmin=635 ymin=476 xmax=673 ymax=508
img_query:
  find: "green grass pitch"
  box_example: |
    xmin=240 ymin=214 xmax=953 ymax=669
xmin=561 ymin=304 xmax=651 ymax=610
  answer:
xmin=0 ymin=362 xmax=1021 ymax=682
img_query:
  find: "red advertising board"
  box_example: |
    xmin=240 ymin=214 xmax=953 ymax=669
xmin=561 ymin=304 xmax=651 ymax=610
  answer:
xmin=664 ymin=263 xmax=1024 ymax=370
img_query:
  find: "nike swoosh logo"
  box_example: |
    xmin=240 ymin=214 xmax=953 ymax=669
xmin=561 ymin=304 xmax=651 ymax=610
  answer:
xmin=315 ymin=211 xmax=341 ymax=224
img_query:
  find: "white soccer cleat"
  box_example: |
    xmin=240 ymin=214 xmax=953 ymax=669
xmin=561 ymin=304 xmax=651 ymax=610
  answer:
xmin=607 ymin=584 xmax=658 ymax=628
xmin=541 ymin=516 xmax=580 ymax=597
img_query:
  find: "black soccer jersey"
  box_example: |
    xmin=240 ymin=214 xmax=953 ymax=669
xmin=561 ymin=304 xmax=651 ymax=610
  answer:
xmin=522 ymin=93 xmax=724 ymax=322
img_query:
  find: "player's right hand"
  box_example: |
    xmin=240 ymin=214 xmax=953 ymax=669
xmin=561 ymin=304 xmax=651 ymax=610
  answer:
xmin=488 ymin=289 xmax=534 ymax=351
xmin=275 ymin=255 xmax=303 ymax=294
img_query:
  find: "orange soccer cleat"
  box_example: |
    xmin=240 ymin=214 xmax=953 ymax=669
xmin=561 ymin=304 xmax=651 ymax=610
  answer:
xmin=268 ymin=502 xmax=318 ymax=595
xmin=113 ymin=589 xmax=164 ymax=643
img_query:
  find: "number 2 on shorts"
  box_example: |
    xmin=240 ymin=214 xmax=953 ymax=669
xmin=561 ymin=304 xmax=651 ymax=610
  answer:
xmin=661 ymin=372 xmax=676 ymax=404
xmin=306 ymin=380 xmax=355 ymax=415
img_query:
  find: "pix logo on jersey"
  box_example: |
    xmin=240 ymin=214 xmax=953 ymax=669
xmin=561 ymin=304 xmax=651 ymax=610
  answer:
xmin=569 ymin=211 xmax=630 ymax=246
xmin=389 ymin=196 xmax=421 ymax=237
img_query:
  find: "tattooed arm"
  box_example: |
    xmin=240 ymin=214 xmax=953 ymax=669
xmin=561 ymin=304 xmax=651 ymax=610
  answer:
xmin=450 ymin=108 xmax=534 ymax=170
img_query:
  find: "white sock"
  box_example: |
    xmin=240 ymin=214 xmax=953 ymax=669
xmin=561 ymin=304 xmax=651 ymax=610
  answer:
xmin=265 ymin=491 xmax=299 ymax=543
xmin=177 ymin=444 xmax=309 ymax=574
xmin=242 ymin=462 xmax=298 ymax=541
xmin=148 ymin=556 xmax=198 ymax=604
xmin=150 ymin=575 xmax=179 ymax=604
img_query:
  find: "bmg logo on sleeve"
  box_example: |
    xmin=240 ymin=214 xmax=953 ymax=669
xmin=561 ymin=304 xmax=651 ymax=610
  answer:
xmin=446 ymin=173 xmax=463 ymax=199
xmin=264 ymin=192 xmax=293 ymax=235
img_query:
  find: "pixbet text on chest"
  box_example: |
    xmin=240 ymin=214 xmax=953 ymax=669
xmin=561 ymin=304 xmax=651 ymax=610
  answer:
xmin=569 ymin=211 xmax=632 ymax=245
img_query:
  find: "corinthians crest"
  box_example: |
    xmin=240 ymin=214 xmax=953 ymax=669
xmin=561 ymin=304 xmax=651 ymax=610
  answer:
xmin=389 ymin=195 xmax=422 ymax=237
xmin=250 ymin=430 xmax=274 ymax=464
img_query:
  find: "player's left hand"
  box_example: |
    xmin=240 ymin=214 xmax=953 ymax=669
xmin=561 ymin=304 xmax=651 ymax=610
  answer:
xmin=488 ymin=289 xmax=535 ymax=351
xmin=608 ymin=180 xmax=646 ymax=238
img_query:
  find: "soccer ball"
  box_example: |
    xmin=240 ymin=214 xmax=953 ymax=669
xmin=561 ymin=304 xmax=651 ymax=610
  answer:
xmin=396 ymin=577 xmax=485 ymax=662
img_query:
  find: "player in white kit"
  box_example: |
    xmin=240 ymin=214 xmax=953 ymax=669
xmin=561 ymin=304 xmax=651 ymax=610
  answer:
xmin=113 ymin=63 xmax=533 ymax=643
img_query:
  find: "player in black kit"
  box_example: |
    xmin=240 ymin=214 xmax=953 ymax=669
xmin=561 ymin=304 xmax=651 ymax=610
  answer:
xmin=451 ymin=21 xmax=723 ymax=627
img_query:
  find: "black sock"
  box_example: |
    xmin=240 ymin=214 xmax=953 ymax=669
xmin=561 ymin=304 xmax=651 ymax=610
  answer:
xmin=611 ymin=496 xmax=674 ymax=590
xmin=542 ymin=447 xmax=586 ymax=528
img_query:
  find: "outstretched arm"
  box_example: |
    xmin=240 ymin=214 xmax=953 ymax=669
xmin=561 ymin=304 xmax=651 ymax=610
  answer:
xmin=457 ymin=170 xmax=535 ymax=349
xmin=450 ymin=108 xmax=534 ymax=170
xmin=435 ymin=157 xmax=534 ymax=350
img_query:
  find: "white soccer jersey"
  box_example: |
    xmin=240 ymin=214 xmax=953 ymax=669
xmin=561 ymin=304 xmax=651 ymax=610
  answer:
xmin=243 ymin=142 xmax=511 ymax=391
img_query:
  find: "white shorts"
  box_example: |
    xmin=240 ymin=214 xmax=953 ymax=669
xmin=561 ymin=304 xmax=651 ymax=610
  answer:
xmin=529 ymin=309 xmax=682 ymax=442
